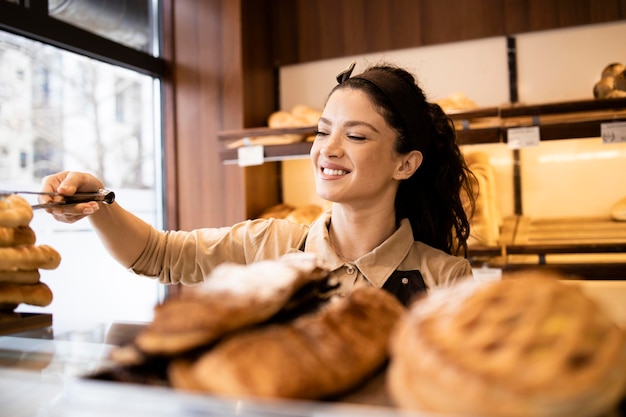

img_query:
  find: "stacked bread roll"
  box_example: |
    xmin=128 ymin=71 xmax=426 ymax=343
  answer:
xmin=594 ymin=62 xmax=626 ymax=99
xmin=0 ymin=194 xmax=61 ymax=312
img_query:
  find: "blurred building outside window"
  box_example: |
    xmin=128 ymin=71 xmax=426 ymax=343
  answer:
xmin=0 ymin=0 xmax=165 ymax=323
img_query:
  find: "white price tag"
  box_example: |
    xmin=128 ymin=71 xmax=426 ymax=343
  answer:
xmin=472 ymin=267 xmax=502 ymax=282
xmin=237 ymin=144 xmax=264 ymax=167
xmin=507 ymin=126 xmax=540 ymax=149
xmin=601 ymin=121 xmax=626 ymax=144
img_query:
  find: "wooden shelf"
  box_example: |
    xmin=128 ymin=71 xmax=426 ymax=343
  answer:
xmin=218 ymin=125 xmax=317 ymax=141
xmin=456 ymin=127 xmax=502 ymax=145
xmin=217 ymin=98 xmax=626 ymax=162
xmin=447 ymin=107 xmax=500 ymax=119
xmin=220 ymin=141 xmax=313 ymax=164
xmin=499 ymin=97 xmax=626 ymax=117
xmin=469 ymin=216 xmax=626 ymax=279
xmin=216 ymin=99 xmax=626 ymax=280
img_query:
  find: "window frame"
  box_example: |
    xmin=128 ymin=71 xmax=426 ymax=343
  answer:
xmin=0 ymin=0 xmax=165 ymax=77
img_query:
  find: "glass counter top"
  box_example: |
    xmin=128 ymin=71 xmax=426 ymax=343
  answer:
xmin=0 ymin=319 xmax=411 ymax=417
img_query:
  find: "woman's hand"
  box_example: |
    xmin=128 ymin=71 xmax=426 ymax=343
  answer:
xmin=39 ymin=171 xmax=105 ymax=223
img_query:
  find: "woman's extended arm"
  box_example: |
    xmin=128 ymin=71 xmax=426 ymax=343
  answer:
xmin=39 ymin=171 xmax=151 ymax=268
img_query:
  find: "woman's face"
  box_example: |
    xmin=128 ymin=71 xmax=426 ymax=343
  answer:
xmin=310 ymin=88 xmax=406 ymax=208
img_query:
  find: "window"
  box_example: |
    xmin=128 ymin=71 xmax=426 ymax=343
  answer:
xmin=0 ymin=0 xmax=166 ymax=322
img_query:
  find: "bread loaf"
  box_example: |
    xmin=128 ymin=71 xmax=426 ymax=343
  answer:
xmin=0 ymin=245 xmax=61 ymax=270
xmin=0 ymin=270 xmax=40 ymax=284
xmin=284 ymin=204 xmax=323 ymax=225
xmin=606 ymin=89 xmax=626 ymax=98
xmin=268 ymin=110 xmax=309 ymax=129
xmin=612 ymin=69 xmax=626 ymax=91
xmin=463 ymin=152 xmax=500 ymax=246
xmin=290 ymin=104 xmax=322 ymax=125
xmin=0 ymin=282 xmax=53 ymax=307
xmin=258 ymin=203 xmax=294 ymax=220
xmin=594 ymin=77 xmax=615 ymax=99
xmin=186 ymin=286 xmax=405 ymax=399
xmin=387 ymin=271 xmax=626 ymax=417
xmin=611 ymin=196 xmax=626 ymax=221
xmin=0 ymin=226 xmax=36 ymax=247
xmin=135 ymin=253 xmax=330 ymax=355
xmin=0 ymin=195 xmax=33 ymax=228
xmin=602 ymin=63 xmax=626 ymax=79
xmin=594 ymin=63 xmax=626 ymax=99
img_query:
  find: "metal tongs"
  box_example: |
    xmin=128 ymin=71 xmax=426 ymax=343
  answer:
xmin=1 ymin=189 xmax=115 ymax=209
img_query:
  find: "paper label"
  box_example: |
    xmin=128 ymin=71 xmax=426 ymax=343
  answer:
xmin=472 ymin=267 xmax=503 ymax=282
xmin=237 ymin=144 xmax=264 ymax=167
xmin=601 ymin=121 xmax=626 ymax=144
xmin=507 ymin=126 xmax=540 ymax=149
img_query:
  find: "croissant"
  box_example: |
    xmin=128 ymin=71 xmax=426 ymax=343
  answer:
xmin=183 ymin=286 xmax=405 ymax=400
xmin=135 ymin=253 xmax=330 ymax=356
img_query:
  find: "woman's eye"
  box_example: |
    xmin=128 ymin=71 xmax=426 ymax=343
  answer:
xmin=347 ymin=134 xmax=366 ymax=141
xmin=314 ymin=130 xmax=328 ymax=137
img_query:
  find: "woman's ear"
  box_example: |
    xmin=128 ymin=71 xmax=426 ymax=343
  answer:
xmin=396 ymin=150 xmax=423 ymax=179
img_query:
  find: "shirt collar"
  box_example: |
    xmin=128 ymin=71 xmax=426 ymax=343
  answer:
xmin=355 ymin=218 xmax=415 ymax=288
xmin=304 ymin=210 xmax=415 ymax=288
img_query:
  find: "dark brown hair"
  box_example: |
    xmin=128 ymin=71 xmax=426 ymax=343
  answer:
xmin=332 ymin=63 xmax=475 ymax=256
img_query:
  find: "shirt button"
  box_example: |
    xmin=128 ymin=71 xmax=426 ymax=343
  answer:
xmin=401 ymin=277 xmax=409 ymax=285
xmin=346 ymin=265 xmax=355 ymax=274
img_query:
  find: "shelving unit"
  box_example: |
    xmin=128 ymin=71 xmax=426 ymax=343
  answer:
xmin=218 ymin=97 xmax=626 ymax=159
xmin=217 ymin=97 xmax=626 ymax=279
xmin=218 ymin=126 xmax=316 ymax=164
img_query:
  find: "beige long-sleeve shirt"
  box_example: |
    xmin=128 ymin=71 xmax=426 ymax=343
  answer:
xmin=130 ymin=210 xmax=473 ymax=298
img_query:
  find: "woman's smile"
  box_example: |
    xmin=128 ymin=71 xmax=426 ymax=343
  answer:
xmin=311 ymin=88 xmax=401 ymax=204
xmin=320 ymin=162 xmax=351 ymax=178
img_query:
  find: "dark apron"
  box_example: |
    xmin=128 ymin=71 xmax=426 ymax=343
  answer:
xmin=382 ymin=270 xmax=427 ymax=307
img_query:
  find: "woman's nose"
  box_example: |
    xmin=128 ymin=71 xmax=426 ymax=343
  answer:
xmin=319 ymin=133 xmax=343 ymax=158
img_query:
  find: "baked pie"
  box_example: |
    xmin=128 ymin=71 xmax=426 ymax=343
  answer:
xmin=387 ymin=270 xmax=626 ymax=417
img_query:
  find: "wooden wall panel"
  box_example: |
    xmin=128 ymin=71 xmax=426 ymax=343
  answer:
xmin=241 ymin=1 xmax=282 ymax=216
xmin=165 ymin=0 xmax=246 ymax=229
xmin=419 ymin=0 xmax=506 ymax=45
xmin=269 ymin=0 xmax=625 ymax=66
xmin=503 ymin=0 xmax=625 ymax=37
xmin=241 ymin=2 xmax=279 ymax=127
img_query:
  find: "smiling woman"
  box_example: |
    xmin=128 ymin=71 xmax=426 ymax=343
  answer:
xmin=38 ymin=62 xmax=476 ymax=309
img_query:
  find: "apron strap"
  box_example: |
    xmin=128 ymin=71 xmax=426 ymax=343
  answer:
xmin=382 ymin=269 xmax=427 ymax=307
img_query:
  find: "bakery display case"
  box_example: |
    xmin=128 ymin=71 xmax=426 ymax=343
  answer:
xmin=2 ymin=279 xmax=624 ymax=416
xmin=217 ymin=97 xmax=626 ymax=279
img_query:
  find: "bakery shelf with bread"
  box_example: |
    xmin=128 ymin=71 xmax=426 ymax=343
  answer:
xmin=500 ymin=97 xmax=626 ymax=141
xmin=219 ymin=98 xmax=626 ymax=278
xmin=0 ymin=194 xmax=62 ymax=334
xmin=218 ymin=104 xmax=321 ymax=164
xmin=217 ymin=97 xmax=626 ymax=163
xmin=479 ymin=216 xmax=626 ymax=279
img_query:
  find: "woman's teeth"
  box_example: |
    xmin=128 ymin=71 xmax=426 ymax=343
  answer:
xmin=322 ymin=168 xmax=348 ymax=176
